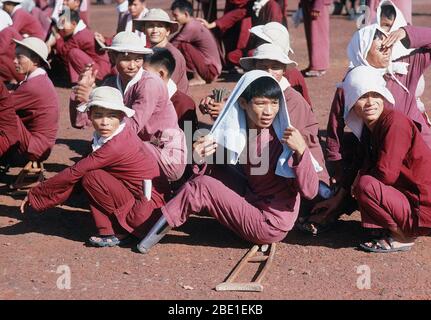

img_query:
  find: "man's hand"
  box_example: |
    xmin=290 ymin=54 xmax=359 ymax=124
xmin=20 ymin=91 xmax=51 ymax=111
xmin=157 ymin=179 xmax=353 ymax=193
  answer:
xmin=282 ymin=126 xmax=307 ymax=156
xmin=197 ymin=17 xmax=216 ymax=29
xmin=381 ymin=28 xmax=407 ymax=49
xmin=94 ymin=32 xmax=106 ymax=45
xmin=192 ymin=135 xmax=218 ymax=164
xmin=73 ymin=64 xmax=98 ymax=103
xmin=199 ymin=96 xmax=225 ymax=120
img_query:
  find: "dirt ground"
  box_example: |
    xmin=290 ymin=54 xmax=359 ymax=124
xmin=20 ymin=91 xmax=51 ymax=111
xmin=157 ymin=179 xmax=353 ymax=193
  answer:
xmin=1 ymin=0 xmax=431 ymax=301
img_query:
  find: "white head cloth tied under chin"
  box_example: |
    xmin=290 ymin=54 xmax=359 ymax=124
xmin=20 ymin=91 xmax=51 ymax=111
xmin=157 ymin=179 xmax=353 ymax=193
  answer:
xmin=347 ymin=23 xmax=409 ymax=93
xmin=210 ymin=70 xmax=322 ymax=178
xmin=252 ymin=0 xmax=270 ymax=17
xmin=342 ymin=65 xmax=395 ymax=140
xmin=376 ymin=0 xmax=414 ymax=61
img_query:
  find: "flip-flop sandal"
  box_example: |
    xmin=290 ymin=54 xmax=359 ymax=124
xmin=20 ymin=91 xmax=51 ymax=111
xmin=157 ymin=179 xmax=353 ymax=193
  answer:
xmin=297 ymin=220 xmax=335 ymax=236
xmin=359 ymin=237 xmax=414 ymax=253
xmin=88 ymin=235 xmax=121 ymax=247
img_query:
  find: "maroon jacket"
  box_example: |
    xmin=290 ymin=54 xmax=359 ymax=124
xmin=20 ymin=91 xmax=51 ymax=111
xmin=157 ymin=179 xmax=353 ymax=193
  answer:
xmin=11 ymin=7 xmax=45 ymax=39
xmin=0 ymin=83 xmax=18 ymax=154
xmin=285 ymin=68 xmax=312 ymax=107
xmin=358 ymin=108 xmax=431 ymax=228
xmin=171 ymin=90 xmax=197 ymax=132
xmin=55 ymin=27 xmax=111 ymax=80
xmin=13 ymin=72 xmax=59 ymax=161
xmin=28 ymin=124 xmax=170 ymax=233
xmin=165 ymin=42 xmax=189 ymax=94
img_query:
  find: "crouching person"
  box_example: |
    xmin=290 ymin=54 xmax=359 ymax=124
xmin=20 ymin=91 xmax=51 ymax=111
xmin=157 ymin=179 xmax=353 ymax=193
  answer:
xmin=343 ymin=66 xmax=431 ymax=253
xmin=137 ymin=70 xmax=319 ymax=253
xmin=20 ymin=87 xmax=170 ymax=247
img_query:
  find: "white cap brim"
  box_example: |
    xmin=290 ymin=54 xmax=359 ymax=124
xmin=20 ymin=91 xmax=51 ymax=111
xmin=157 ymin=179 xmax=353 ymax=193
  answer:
xmin=240 ymin=55 xmax=297 ymax=71
xmin=103 ymin=45 xmax=153 ymax=55
xmin=77 ymin=100 xmax=135 ymax=118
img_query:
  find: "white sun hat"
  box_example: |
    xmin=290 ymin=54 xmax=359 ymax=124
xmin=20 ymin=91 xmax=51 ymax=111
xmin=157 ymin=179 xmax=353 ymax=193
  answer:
xmin=103 ymin=31 xmax=153 ymax=55
xmin=343 ymin=65 xmax=395 ymax=139
xmin=77 ymin=86 xmax=135 ymax=118
xmin=0 ymin=0 xmax=23 ymax=3
xmin=250 ymin=21 xmax=294 ymax=55
xmin=239 ymin=43 xmax=297 ymax=71
xmin=133 ymin=8 xmax=179 ymax=33
xmin=13 ymin=37 xmax=51 ymax=69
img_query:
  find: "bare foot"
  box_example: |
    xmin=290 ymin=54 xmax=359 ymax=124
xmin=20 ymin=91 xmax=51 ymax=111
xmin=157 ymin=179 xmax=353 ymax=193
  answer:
xmin=189 ymin=77 xmax=206 ymax=86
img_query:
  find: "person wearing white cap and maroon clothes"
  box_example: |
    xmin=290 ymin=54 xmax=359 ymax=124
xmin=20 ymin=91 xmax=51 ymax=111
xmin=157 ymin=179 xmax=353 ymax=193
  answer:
xmin=0 ymin=82 xmax=19 ymax=157
xmin=133 ymin=8 xmax=189 ymax=94
xmin=71 ymin=31 xmax=187 ymax=182
xmin=338 ymin=66 xmax=431 ymax=253
xmin=0 ymin=10 xmax=24 ymax=83
xmin=367 ymin=0 xmax=412 ymax=25
xmin=46 ymin=9 xmax=111 ymax=85
xmin=20 ymin=86 xmax=171 ymax=248
xmin=1 ymin=0 xmax=45 ymax=39
xmin=1 ymin=37 xmax=59 ymax=166
xmin=170 ymin=0 xmax=221 ymax=86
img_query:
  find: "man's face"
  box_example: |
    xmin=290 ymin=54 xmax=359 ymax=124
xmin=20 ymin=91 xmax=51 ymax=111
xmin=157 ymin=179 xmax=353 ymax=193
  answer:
xmin=144 ymin=21 xmax=170 ymax=45
xmin=379 ymin=16 xmax=394 ymax=33
xmin=366 ymin=32 xmax=392 ymax=68
xmin=239 ymin=96 xmax=280 ymax=130
xmin=171 ymin=8 xmax=188 ymax=25
xmin=63 ymin=0 xmax=81 ymax=11
xmin=14 ymin=47 xmax=38 ymax=74
xmin=254 ymin=59 xmax=286 ymax=82
xmin=353 ymin=91 xmax=385 ymax=125
xmin=58 ymin=16 xmax=76 ymax=37
xmin=90 ymin=106 xmax=125 ymax=138
xmin=114 ymin=52 xmax=144 ymax=82
xmin=129 ymin=0 xmax=145 ymax=19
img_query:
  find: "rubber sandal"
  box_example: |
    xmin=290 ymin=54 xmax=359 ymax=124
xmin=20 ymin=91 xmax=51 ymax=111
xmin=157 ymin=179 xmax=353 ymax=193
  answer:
xmin=88 ymin=235 xmax=121 ymax=247
xmin=359 ymin=237 xmax=414 ymax=253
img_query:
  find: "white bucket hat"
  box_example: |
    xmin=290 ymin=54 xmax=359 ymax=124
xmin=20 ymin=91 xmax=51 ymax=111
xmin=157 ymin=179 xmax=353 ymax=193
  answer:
xmin=13 ymin=37 xmax=51 ymax=69
xmin=0 ymin=9 xmax=12 ymax=32
xmin=77 ymin=86 xmax=135 ymax=118
xmin=103 ymin=31 xmax=153 ymax=55
xmin=240 ymin=43 xmax=297 ymax=71
xmin=0 ymin=0 xmax=23 ymax=3
xmin=250 ymin=22 xmax=294 ymax=55
xmin=133 ymin=8 xmax=179 ymax=33
xmin=343 ymin=65 xmax=394 ymax=139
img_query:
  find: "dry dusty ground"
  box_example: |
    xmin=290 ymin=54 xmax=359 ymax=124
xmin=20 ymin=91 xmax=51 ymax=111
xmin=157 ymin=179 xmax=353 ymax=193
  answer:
xmin=0 ymin=0 xmax=431 ymax=301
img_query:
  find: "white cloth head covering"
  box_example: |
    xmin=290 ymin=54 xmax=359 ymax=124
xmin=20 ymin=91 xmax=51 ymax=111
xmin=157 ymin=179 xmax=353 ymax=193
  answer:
xmin=0 ymin=8 xmax=12 ymax=32
xmin=210 ymin=70 xmax=321 ymax=178
xmin=347 ymin=23 xmax=409 ymax=92
xmin=375 ymin=0 xmax=414 ymax=60
xmin=342 ymin=65 xmax=395 ymax=139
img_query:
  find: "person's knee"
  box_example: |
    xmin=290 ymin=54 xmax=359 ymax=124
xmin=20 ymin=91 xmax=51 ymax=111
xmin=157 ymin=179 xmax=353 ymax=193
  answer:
xmin=190 ymin=175 xmax=219 ymax=191
xmin=81 ymin=170 xmax=103 ymax=190
xmin=354 ymin=175 xmax=380 ymax=202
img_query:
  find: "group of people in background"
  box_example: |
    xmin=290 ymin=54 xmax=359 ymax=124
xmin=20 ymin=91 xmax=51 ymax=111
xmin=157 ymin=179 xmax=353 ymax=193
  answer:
xmin=0 ymin=0 xmax=430 ymax=254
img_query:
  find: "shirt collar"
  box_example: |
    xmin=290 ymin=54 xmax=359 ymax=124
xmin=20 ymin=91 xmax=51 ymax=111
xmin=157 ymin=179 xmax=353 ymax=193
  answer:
xmin=91 ymin=120 xmax=126 ymax=152
xmin=73 ymin=19 xmax=87 ymax=36
xmin=116 ymin=67 xmax=144 ymax=96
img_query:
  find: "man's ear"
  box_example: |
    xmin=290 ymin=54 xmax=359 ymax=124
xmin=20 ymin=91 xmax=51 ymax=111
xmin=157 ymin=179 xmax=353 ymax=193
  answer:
xmin=238 ymin=97 xmax=248 ymax=110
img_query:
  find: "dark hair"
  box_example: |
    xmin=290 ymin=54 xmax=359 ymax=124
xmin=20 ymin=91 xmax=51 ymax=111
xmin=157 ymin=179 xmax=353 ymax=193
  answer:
xmin=171 ymin=0 xmax=194 ymax=16
xmin=373 ymin=28 xmax=386 ymax=41
xmin=144 ymin=48 xmax=176 ymax=77
xmin=60 ymin=9 xmax=81 ymax=24
xmin=128 ymin=0 xmax=146 ymax=5
xmin=240 ymin=77 xmax=282 ymax=103
xmin=380 ymin=4 xmax=396 ymax=21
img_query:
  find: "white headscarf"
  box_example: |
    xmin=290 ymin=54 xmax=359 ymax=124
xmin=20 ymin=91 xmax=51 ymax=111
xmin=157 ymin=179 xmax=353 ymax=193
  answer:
xmin=347 ymin=23 xmax=409 ymax=92
xmin=375 ymin=0 xmax=414 ymax=61
xmin=210 ymin=70 xmax=321 ymax=178
xmin=0 ymin=9 xmax=12 ymax=32
xmin=342 ymin=66 xmax=395 ymax=139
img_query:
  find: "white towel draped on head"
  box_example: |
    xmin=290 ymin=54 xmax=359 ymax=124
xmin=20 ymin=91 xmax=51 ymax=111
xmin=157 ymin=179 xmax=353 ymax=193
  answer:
xmin=210 ymin=70 xmax=322 ymax=178
xmin=375 ymin=0 xmax=414 ymax=61
xmin=342 ymin=66 xmax=395 ymax=140
xmin=347 ymin=23 xmax=409 ymax=93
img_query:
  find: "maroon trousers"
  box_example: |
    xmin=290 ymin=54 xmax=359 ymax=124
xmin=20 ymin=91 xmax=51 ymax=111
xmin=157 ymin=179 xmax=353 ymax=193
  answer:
xmin=354 ymin=175 xmax=430 ymax=238
xmin=81 ymin=169 xmax=160 ymax=237
xmin=66 ymin=48 xmax=110 ymax=84
xmin=176 ymin=42 xmax=219 ymax=83
xmin=302 ymin=2 xmax=330 ymax=71
xmin=162 ymin=175 xmax=287 ymax=245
